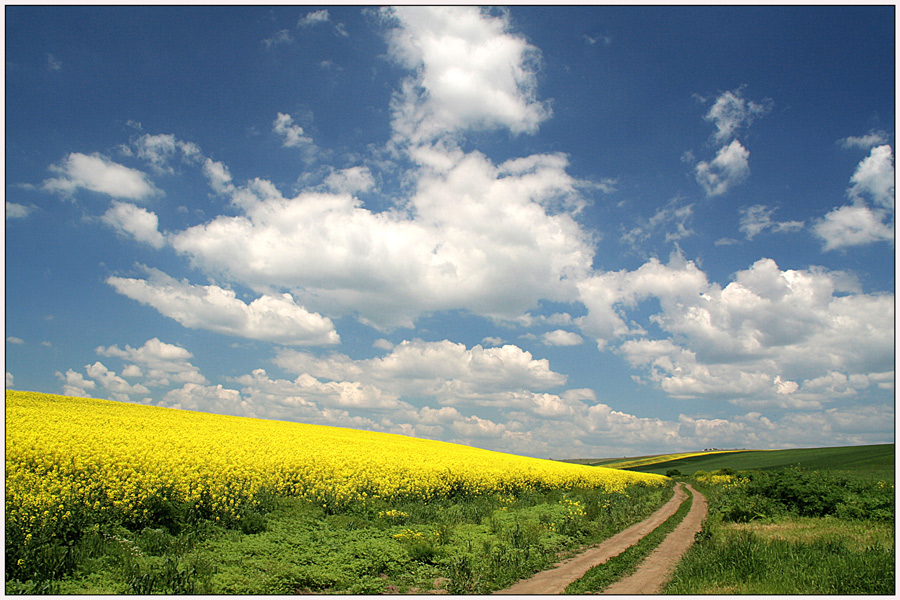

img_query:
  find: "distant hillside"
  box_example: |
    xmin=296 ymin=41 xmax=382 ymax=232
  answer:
xmin=612 ymin=444 xmax=894 ymax=481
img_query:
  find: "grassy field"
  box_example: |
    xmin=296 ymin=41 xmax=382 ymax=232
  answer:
xmin=566 ymin=443 xmax=895 ymax=595
xmin=660 ymin=460 xmax=894 ymax=594
xmin=610 ymin=444 xmax=894 ymax=481
xmin=8 ymin=391 xmax=892 ymax=594
xmin=588 ymin=450 xmax=745 ymax=470
xmin=5 ymin=390 xmax=670 ymax=594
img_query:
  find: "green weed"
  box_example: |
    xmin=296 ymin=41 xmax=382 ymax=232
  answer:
xmin=12 ymin=483 xmax=674 ymax=594
xmin=665 ymin=525 xmax=894 ymax=594
xmin=663 ymin=468 xmax=894 ymax=595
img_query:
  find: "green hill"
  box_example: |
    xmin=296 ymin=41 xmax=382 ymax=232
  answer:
xmin=615 ymin=444 xmax=894 ymax=481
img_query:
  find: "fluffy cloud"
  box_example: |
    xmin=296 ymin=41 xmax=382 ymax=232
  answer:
xmin=163 ymin=383 xmax=249 ymax=416
xmin=101 ymin=201 xmax=166 ymax=248
xmin=273 ymin=112 xmax=314 ymax=148
xmin=202 ymin=158 xmax=235 ymax=195
xmin=541 ymin=330 xmax=583 ymax=346
xmin=56 ymin=368 xmax=97 ymax=398
xmin=384 ymin=6 xmax=550 ymax=145
xmin=691 ymin=88 xmax=769 ymax=197
xmin=694 ymin=139 xmax=750 ymax=197
xmin=847 ymin=144 xmax=894 ymax=209
xmin=41 ymin=152 xmax=159 ymax=200
xmin=170 ymin=150 xmax=592 ymax=330
xmin=275 ymin=339 xmax=570 ymax=412
xmin=814 ymin=145 xmax=894 ymax=250
xmin=580 ymin=255 xmax=893 ymax=407
xmin=50 ymin=330 xmax=893 ymax=457
xmin=813 ymin=205 xmax=893 ymax=250
xmin=577 ymin=252 xmax=709 ymax=348
xmin=324 ymin=166 xmax=375 ymax=194
xmin=107 ymin=268 xmax=340 ymax=346
xmin=96 ymin=338 xmax=207 ymax=387
xmin=84 ymin=361 xmax=151 ymax=402
xmin=234 ymin=368 xmax=404 ymax=411
xmin=132 ymin=133 xmax=178 ymax=173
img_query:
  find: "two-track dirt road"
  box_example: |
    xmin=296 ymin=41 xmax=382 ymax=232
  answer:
xmin=495 ymin=483 xmax=707 ymax=595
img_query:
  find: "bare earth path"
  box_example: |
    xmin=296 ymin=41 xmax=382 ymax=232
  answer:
xmin=496 ymin=483 xmax=705 ymax=595
xmin=601 ymin=484 xmax=707 ymax=594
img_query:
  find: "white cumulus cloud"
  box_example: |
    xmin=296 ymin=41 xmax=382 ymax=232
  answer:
xmin=107 ymin=267 xmax=340 ymax=346
xmin=384 ymin=6 xmax=550 ymax=145
xmin=274 ymin=339 xmax=570 ymax=415
xmin=814 ymin=145 xmax=894 ymax=250
xmin=324 ymin=166 xmax=375 ymax=194
xmin=100 ymin=201 xmax=166 ymax=248
xmin=96 ymin=338 xmax=207 ymax=387
xmin=542 ymin=330 xmax=583 ymax=346
xmin=84 ymin=361 xmax=151 ymax=401
xmin=273 ymin=112 xmax=314 ymax=148
xmin=170 ymin=149 xmax=592 ymax=330
xmin=847 ymin=144 xmax=894 ymax=209
xmin=694 ymin=139 xmax=750 ymax=197
xmin=41 ymin=152 xmax=159 ymax=200
xmin=579 ymin=254 xmax=892 ymax=408
xmin=813 ymin=205 xmax=893 ymax=251
xmin=56 ymin=369 xmax=97 ymax=398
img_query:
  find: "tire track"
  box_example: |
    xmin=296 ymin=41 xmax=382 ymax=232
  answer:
xmin=495 ymin=483 xmax=690 ymax=595
xmin=601 ymin=483 xmax=707 ymax=594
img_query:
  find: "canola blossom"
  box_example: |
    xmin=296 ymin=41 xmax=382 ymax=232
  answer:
xmin=6 ymin=391 xmax=666 ymax=544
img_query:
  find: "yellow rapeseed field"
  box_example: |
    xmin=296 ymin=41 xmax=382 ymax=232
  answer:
xmin=6 ymin=390 xmax=665 ymax=544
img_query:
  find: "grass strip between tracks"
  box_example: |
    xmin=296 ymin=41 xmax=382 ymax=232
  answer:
xmin=564 ymin=485 xmax=694 ymax=594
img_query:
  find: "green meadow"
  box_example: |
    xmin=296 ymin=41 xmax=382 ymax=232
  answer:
xmin=658 ymin=444 xmax=894 ymax=595
xmin=608 ymin=444 xmax=894 ymax=481
xmin=560 ymin=444 xmax=895 ymax=594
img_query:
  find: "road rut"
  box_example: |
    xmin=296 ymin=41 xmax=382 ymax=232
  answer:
xmin=495 ymin=483 xmax=697 ymax=595
xmin=601 ymin=483 xmax=707 ymax=594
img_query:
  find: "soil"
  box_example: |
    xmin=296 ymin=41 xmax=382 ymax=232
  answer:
xmin=494 ymin=483 xmax=707 ymax=595
xmin=601 ymin=483 xmax=707 ymax=594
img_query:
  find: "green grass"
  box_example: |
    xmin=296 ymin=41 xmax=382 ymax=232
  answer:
xmin=661 ymin=468 xmax=894 ymax=595
xmin=620 ymin=444 xmax=894 ymax=481
xmin=13 ymin=483 xmax=674 ymax=595
xmin=564 ymin=486 xmax=693 ymax=594
xmin=663 ymin=522 xmax=894 ymax=594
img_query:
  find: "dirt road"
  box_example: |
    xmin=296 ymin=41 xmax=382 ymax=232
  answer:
xmin=601 ymin=483 xmax=707 ymax=594
xmin=496 ymin=483 xmax=704 ymax=595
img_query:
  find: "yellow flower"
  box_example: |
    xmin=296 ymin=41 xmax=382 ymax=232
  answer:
xmin=5 ymin=390 xmax=667 ymax=543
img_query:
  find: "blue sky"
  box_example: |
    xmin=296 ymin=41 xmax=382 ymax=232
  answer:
xmin=6 ymin=6 xmax=895 ymax=458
